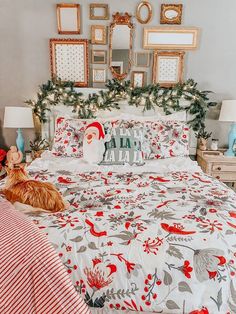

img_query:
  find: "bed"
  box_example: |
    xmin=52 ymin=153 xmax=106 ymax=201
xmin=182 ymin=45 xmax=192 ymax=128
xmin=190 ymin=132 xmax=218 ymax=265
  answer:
xmin=2 ymin=102 xmax=236 ymax=314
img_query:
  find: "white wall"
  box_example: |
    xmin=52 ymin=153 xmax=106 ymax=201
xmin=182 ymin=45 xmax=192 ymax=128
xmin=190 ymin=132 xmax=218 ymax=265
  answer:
xmin=0 ymin=0 xmax=236 ymax=148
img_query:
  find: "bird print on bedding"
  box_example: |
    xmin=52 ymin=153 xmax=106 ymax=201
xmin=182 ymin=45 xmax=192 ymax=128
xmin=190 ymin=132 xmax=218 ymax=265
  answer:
xmin=6 ymin=169 xmax=236 ymax=314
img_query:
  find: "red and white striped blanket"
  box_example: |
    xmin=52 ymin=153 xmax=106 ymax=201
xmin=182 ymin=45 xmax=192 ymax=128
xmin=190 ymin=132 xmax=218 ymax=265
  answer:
xmin=0 ymin=199 xmax=91 ymax=314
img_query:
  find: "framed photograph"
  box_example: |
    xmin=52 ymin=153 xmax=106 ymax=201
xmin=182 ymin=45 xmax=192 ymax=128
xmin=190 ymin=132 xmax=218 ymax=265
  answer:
xmin=92 ymin=50 xmax=107 ymax=64
xmin=90 ymin=4 xmax=109 ymax=20
xmin=91 ymin=25 xmax=107 ymax=45
xmin=50 ymin=39 xmax=89 ymax=87
xmin=160 ymin=4 xmax=183 ymax=25
xmin=57 ymin=4 xmax=81 ymax=34
xmin=143 ymin=27 xmax=199 ymax=50
xmin=152 ymin=51 xmax=185 ymax=87
xmin=135 ymin=52 xmax=150 ymax=67
xmin=132 ymin=71 xmax=146 ymax=87
xmin=93 ymin=69 xmax=106 ymax=83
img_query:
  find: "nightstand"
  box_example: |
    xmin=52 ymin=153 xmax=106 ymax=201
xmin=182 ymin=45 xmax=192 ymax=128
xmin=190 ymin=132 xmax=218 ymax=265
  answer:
xmin=197 ymin=149 xmax=236 ymax=187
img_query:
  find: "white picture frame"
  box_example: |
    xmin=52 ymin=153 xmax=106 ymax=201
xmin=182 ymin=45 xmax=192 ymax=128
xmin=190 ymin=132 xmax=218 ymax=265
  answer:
xmin=143 ymin=27 xmax=199 ymax=50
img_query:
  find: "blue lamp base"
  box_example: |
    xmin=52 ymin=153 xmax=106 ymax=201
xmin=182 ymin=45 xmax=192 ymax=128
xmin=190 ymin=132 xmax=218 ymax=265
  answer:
xmin=16 ymin=128 xmax=25 ymax=153
xmin=224 ymin=123 xmax=236 ymax=157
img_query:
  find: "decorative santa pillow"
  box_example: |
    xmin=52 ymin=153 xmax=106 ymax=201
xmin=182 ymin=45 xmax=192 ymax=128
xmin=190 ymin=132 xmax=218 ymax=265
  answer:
xmin=83 ymin=122 xmax=111 ymax=164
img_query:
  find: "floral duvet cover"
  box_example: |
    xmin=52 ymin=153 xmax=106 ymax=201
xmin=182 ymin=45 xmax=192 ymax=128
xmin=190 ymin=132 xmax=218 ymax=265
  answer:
xmin=24 ymin=168 xmax=236 ymax=314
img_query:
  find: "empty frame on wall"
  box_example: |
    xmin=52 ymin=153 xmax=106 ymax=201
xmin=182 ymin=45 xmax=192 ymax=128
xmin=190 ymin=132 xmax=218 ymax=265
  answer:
xmin=152 ymin=51 xmax=185 ymax=87
xmin=89 ymin=4 xmax=109 ymax=20
xmin=57 ymin=4 xmax=81 ymax=34
xmin=143 ymin=27 xmax=199 ymax=50
xmin=50 ymin=39 xmax=89 ymax=87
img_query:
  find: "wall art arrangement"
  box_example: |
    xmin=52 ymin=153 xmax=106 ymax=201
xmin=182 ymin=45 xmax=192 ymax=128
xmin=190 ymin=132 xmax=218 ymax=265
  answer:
xmin=51 ymin=2 xmax=200 ymax=87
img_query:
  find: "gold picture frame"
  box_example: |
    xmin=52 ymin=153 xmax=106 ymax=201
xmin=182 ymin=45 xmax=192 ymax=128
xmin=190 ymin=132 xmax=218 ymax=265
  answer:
xmin=132 ymin=71 xmax=146 ymax=87
xmin=143 ymin=27 xmax=199 ymax=50
xmin=152 ymin=51 xmax=185 ymax=87
xmin=91 ymin=25 xmax=107 ymax=45
xmin=90 ymin=4 xmax=109 ymax=20
xmin=93 ymin=69 xmax=106 ymax=83
xmin=50 ymin=38 xmax=89 ymax=87
xmin=160 ymin=4 xmax=183 ymax=25
xmin=135 ymin=52 xmax=150 ymax=67
xmin=92 ymin=50 xmax=107 ymax=64
xmin=57 ymin=4 xmax=81 ymax=35
xmin=136 ymin=1 xmax=153 ymax=24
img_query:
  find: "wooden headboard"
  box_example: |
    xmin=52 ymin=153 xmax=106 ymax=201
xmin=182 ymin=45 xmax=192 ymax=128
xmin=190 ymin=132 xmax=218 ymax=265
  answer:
xmin=41 ymin=87 xmax=197 ymax=155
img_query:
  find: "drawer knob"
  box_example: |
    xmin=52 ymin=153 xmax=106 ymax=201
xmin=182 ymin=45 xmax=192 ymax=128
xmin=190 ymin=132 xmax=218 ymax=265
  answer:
xmin=216 ymin=176 xmax=220 ymax=180
xmin=217 ymin=167 xmax=221 ymax=171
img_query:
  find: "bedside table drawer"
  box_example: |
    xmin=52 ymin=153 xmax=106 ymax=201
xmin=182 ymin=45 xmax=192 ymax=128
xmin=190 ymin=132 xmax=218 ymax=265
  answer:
xmin=212 ymin=172 xmax=236 ymax=182
xmin=212 ymin=163 xmax=236 ymax=172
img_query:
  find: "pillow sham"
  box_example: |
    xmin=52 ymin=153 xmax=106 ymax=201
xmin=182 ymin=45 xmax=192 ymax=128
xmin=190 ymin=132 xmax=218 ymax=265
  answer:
xmin=144 ymin=120 xmax=189 ymax=159
xmin=101 ymin=127 xmax=145 ymax=166
xmin=118 ymin=119 xmax=189 ymax=159
xmin=52 ymin=117 xmax=87 ymax=157
xmin=52 ymin=117 xmax=121 ymax=158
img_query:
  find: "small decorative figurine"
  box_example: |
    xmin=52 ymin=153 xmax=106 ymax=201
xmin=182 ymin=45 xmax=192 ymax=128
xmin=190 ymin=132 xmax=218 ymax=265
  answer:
xmin=6 ymin=146 xmax=23 ymax=169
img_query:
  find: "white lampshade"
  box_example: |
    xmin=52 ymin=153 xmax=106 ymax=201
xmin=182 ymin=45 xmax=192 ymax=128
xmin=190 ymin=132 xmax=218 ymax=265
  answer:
xmin=219 ymin=100 xmax=236 ymax=122
xmin=4 ymin=106 xmax=34 ymax=128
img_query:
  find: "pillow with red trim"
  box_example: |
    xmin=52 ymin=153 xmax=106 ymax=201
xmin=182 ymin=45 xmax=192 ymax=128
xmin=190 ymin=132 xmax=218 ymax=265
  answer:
xmin=51 ymin=117 xmax=119 ymax=158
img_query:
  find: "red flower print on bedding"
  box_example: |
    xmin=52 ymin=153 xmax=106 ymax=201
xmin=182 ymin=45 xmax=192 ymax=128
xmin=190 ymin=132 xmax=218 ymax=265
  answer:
xmin=161 ymin=223 xmax=196 ymax=235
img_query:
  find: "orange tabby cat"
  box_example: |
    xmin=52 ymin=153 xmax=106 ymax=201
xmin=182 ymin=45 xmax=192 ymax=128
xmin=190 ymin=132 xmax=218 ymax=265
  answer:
xmin=3 ymin=167 xmax=66 ymax=212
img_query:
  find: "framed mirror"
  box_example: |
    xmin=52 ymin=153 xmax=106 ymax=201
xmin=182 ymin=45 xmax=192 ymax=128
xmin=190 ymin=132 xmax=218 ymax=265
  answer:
xmin=136 ymin=1 xmax=152 ymax=24
xmin=109 ymin=12 xmax=134 ymax=80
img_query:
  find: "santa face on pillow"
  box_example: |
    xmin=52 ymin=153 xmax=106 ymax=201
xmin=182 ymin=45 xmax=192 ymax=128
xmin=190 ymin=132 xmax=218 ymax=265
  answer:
xmin=83 ymin=122 xmax=110 ymax=164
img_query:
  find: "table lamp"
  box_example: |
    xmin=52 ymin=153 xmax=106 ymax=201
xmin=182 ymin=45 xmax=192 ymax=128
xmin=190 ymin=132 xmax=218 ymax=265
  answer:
xmin=219 ymin=100 xmax=236 ymax=156
xmin=4 ymin=106 xmax=34 ymax=153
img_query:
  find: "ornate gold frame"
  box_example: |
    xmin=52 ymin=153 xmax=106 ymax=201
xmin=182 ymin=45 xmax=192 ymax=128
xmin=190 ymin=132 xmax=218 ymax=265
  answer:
xmin=160 ymin=4 xmax=183 ymax=25
xmin=57 ymin=4 xmax=81 ymax=34
xmin=50 ymin=38 xmax=89 ymax=87
xmin=90 ymin=4 xmax=109 ymax=20
xmin=91 ymin=25 xmax=107 ymax=45
xmin=132 ymin=71 xmax=146 ymax=87
xmin=136 ymin=1 xmax=152 ymax=24
xmin=143 ymin=27 xmax=199 ymax=50
xmin=109 ymin=12 xmax=134 ymax=81
xmin=152 ymin=51 xmax=185 ymax=87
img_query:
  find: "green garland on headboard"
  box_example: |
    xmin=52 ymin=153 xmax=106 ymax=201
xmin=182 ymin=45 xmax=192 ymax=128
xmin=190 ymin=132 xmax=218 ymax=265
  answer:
xmin=25 ymin=77 xmax=217 ymax=133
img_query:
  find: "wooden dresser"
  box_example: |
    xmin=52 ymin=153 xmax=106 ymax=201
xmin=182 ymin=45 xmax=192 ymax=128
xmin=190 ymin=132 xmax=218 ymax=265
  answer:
xmin=197 ymin=149 xmax=236 ymax=187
